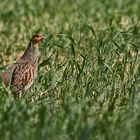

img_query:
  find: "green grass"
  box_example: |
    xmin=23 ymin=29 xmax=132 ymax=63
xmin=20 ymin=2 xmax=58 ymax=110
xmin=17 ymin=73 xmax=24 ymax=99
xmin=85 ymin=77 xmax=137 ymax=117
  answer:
xmin=0 ymin=0 xmax=140 ymax=139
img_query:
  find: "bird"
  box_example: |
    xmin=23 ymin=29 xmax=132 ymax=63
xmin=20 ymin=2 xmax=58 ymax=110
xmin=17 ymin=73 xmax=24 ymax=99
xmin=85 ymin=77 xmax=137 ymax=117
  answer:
xmin=0 ymin=33 xmax=46 ymax=98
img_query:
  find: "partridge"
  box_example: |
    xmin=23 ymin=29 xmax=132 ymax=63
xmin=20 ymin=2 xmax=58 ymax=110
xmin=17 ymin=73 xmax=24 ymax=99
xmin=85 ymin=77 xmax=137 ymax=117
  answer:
xmin=0 ymin=33 xmax=45 ymax=96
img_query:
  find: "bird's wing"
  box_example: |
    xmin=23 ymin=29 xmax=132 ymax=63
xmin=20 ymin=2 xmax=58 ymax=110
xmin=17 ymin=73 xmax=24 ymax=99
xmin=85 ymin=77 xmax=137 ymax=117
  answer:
xmin=0 ymin=63 xmax=18 ymax=86
xmin=0 ymin=57 xmax=26 ymax=86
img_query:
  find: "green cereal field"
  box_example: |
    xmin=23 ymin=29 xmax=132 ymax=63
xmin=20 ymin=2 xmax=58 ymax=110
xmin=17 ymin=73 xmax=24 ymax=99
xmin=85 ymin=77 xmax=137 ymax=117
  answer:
xmin=0 ymin=0 xmax=140 ymax=139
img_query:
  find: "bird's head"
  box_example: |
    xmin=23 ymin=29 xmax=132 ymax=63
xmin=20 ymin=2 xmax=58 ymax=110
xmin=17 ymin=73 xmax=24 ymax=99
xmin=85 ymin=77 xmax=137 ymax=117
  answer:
xmin=32 ymin=33 xmax=46 ymax=44
xmin=21 ymin=33 xmax=46 ymax=62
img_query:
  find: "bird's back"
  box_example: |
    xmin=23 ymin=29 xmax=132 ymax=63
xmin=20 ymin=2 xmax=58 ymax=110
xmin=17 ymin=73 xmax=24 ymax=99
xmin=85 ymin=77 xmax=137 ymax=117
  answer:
xmin=0 ymin=64 xmax=18 ymax=86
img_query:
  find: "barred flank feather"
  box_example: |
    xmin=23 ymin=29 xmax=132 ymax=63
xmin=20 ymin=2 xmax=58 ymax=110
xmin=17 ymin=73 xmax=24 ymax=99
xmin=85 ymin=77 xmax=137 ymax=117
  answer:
xmin=11 ymin=61 xmax=35 ymax=93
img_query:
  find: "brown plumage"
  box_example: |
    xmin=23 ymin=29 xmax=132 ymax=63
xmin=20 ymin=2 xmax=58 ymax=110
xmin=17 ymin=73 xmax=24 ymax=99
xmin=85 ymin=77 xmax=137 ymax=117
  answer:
xmin=0 ymin=33 xmax=45 ymax=97
xmin=11 ymin=61 xmax=35 ymax=93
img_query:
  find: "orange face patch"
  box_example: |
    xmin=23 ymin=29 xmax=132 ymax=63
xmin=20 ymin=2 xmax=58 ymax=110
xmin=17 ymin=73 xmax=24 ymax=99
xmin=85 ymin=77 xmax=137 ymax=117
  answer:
xmin=32 ymin=33 xmax=44 ymax=44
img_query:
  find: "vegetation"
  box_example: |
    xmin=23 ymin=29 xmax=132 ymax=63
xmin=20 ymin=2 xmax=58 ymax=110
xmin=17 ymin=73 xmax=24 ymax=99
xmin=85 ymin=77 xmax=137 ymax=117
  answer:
xmin=0 ymin=0 xmax=140 ymax=139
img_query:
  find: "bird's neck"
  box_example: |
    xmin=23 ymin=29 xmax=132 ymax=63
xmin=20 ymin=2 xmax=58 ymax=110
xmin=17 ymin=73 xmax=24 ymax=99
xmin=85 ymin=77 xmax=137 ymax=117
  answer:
xmin=20 ymin=40 xmax=40 ymax=63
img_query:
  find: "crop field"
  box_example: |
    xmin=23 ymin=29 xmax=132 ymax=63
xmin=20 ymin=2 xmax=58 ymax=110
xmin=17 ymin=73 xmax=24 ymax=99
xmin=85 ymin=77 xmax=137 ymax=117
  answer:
xmin=0 ymin=0 xmax=140 ymax=140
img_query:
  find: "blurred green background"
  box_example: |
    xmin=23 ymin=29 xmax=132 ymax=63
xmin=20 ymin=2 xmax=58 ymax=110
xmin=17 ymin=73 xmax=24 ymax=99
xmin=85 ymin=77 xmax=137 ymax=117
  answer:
xmin=0 ymin=0 xmax=140 ymax=140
